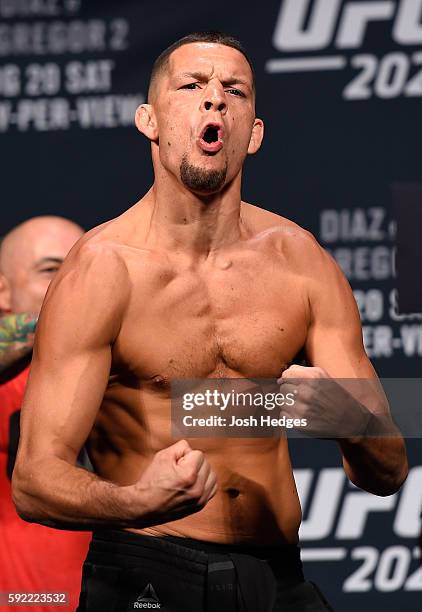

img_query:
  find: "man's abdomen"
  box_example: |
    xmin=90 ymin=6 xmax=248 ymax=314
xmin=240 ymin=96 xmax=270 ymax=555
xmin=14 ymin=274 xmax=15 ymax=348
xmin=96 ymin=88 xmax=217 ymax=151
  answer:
xmin=133 ymin=438 xmax=302 ymax=545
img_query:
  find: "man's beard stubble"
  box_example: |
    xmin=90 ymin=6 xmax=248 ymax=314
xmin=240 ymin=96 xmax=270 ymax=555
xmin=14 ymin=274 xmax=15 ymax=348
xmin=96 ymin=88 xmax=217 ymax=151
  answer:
xmin=180 ymin=154 xmax=228 ymax=195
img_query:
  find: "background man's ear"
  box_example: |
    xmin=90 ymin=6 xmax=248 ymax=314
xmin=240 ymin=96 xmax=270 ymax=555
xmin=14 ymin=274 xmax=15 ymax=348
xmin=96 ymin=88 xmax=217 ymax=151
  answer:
xmin=247 ymin=118 xmax=265 ymax=155
xmin=0 ymin=274 xmax=12 ymax=314
xmin=135 ymin=104 xmax=159 ymax=141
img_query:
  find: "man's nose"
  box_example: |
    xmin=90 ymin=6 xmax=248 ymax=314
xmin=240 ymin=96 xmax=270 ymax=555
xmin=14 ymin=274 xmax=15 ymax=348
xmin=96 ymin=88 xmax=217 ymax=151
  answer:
xmin=201 ymin=82 xmax=227 ymax=114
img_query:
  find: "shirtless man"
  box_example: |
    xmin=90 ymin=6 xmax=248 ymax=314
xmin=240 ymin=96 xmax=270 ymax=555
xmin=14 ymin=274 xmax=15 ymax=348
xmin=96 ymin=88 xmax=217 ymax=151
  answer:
xmin=12 ymin=33 xmax=407 ymax=612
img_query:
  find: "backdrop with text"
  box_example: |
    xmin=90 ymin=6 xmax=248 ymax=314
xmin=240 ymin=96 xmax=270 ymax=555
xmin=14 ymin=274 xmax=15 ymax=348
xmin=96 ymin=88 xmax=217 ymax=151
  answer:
xmin=1 ymin=1 xmax=421 ymax=609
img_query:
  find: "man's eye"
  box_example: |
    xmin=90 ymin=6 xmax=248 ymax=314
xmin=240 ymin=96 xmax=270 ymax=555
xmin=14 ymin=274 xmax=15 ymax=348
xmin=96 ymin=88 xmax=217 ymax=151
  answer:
xmin=180 ymin=83 xmax=199 ymax=90
xmin=40 ymin=267 xmax=59 ymax=274
xmin=226 ymin=88 xmax=245 ymax=97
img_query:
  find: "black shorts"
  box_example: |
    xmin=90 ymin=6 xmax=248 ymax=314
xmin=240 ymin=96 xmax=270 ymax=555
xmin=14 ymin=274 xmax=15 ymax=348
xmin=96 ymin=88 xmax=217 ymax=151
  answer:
xmin=77 ymin=530 xmax=333 ymax=612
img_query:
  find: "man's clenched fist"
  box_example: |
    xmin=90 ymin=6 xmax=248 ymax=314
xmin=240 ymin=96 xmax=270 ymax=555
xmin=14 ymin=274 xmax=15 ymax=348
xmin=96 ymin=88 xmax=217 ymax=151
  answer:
xmin=129 ymin=440 xmax=218 ymax=526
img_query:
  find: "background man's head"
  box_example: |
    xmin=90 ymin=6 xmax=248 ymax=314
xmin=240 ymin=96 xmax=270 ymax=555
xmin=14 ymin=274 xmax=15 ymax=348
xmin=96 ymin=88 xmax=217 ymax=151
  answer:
xmin=137 ymin=32 xmax=263 ymax=197
xmin=0 ymin=216 xmax=84 ymax=315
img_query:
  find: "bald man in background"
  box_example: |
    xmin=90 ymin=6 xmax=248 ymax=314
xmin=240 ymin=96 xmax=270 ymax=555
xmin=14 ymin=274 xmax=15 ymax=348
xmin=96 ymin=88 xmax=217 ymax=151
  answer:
xmin=0 ymin=216 xmax=90 ymax=612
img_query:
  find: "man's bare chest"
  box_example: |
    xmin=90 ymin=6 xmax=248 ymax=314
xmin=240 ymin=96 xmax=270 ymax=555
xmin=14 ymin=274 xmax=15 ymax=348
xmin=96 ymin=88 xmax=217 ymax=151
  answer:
xmin=113 ymin=255 xmax=309 ymax=382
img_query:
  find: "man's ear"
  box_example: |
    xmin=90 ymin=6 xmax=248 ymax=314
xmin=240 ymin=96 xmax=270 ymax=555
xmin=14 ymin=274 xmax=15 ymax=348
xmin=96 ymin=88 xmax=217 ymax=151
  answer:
xmin=0 ymin=274 xmax=12 ymax=313
xmin=247 ymin=118 xmax=264 ymax=155
xmin=135 ymin=104 xmax=159 ymax=141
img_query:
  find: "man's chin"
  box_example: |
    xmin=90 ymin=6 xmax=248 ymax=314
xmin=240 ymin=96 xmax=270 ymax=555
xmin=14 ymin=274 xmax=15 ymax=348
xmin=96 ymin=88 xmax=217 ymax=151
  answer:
xmin=188 ymin=185 xmax=224 ymax=197
xmin=180 ymin=156 xmax=228 ymax=195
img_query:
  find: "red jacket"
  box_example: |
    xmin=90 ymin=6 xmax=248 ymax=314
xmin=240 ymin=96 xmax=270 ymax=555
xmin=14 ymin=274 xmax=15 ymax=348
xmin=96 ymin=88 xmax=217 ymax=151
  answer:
xmin=0 ymin=366 xmax=91 ymax=611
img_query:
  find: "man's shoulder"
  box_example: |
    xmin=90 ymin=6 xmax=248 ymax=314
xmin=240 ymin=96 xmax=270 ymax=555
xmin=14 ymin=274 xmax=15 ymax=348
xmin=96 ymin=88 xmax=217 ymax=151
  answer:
xmin=242 ymin=202 xmax=348 ymax=287
xmin=242 ymin=202 xmax=323 ymax=257
xmin=45 ymin=217 xmax=132 ymax=310
xmin=243 ymin=204 xmax=356 ymax=319
xmin=71 ymin=199 xmax=152 ymax=263
xmin=64 ymin=216 xmax=130 ymax=273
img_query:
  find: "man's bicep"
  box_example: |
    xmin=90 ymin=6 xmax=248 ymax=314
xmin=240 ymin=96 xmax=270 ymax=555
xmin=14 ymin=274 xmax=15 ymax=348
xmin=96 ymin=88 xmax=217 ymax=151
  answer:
xmin=19 ymin=250 xmax=125 ymax=464
xmin=22 ymin=344 xmax=111 ymax=464
xmin=304 ymin=250 xmax=372 ymax=377
xmin=303 ymin=249 xmax=390 ymax=414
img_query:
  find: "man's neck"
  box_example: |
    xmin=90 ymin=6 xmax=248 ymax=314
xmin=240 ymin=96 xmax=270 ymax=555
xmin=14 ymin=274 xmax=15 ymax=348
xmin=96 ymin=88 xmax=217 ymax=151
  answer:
xmin=144 ymin=177 xmax=246 ymax=258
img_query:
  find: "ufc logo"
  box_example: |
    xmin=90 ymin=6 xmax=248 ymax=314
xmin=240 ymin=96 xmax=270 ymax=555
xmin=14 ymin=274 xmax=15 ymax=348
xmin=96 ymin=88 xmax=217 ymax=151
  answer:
xmin=295 ymin=466 xmax=422 ymax=540
xmin=273 ymin=0 xmax=422 ymax=52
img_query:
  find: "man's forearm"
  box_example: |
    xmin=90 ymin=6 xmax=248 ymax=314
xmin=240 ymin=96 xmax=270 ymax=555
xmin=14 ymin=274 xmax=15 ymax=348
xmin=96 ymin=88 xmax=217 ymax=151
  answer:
xmin=338 ymin=418 xmax=408 ymax=496
xmin=12 ymin=457 xmax=147 ymax=530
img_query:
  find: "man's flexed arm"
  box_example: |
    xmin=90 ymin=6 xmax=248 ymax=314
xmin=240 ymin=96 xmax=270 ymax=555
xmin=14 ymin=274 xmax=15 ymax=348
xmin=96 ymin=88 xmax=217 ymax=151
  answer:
xmin=12 ymin=243 xmax=128 ymax=527
xmin=12 ymin=243 xmax=217 ymax=530
xmin=280 ymin=236 xmax=407 ymax=496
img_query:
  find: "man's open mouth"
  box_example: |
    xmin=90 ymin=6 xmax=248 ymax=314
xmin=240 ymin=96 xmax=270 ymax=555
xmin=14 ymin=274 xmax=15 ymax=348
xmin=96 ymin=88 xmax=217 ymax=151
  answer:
xmin=198 ymin=123 xmax=224 ymax=153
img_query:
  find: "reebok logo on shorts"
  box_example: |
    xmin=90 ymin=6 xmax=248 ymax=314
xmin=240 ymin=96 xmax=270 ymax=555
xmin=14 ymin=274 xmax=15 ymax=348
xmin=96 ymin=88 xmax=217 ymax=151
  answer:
xmin=133 ymin=583 xmax=161 ymax=608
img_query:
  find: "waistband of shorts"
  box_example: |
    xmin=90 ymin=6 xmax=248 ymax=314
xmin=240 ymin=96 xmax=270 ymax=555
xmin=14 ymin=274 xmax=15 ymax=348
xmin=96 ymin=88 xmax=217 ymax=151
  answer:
xmin=158 ymin=533 xmax=300 ymax=560
xmin=89 ymin=529 xmax=304 ymax=583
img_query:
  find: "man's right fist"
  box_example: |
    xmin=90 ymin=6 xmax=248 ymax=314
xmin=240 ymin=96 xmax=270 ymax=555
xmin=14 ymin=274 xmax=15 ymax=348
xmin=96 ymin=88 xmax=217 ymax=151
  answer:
xmin=130 ymin=440 xmax=218 ymax=525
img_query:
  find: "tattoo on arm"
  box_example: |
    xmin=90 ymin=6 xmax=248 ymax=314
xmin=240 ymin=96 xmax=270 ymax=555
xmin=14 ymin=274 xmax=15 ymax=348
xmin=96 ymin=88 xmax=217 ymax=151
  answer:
xmin=0 ymin=313 xmax=37 ymax=373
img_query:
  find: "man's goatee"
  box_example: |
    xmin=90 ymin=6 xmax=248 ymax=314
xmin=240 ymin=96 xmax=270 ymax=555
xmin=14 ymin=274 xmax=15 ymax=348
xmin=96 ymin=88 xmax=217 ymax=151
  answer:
xmin=180 ymin=156 xmax=227 ymax=194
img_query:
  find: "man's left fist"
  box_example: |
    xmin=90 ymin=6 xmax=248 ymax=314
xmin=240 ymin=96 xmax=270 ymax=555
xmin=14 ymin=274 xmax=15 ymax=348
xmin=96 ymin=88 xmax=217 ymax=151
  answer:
xmin=277 ymin=365 xmax=374 ymax=438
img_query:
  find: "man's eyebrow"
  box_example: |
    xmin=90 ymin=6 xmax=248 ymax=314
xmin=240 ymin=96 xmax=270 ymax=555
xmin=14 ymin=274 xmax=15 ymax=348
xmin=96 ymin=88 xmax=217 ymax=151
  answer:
xmin=178 ymin=71 xmax=251 ymax=89
xmin=34 ymin=257 xmax=64 ymax=267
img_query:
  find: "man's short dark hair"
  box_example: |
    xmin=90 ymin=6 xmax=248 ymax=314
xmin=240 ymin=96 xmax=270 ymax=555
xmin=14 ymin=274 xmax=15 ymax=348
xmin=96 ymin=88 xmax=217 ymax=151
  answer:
xmin=148 ymin=31 xmax=255 ymax=101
